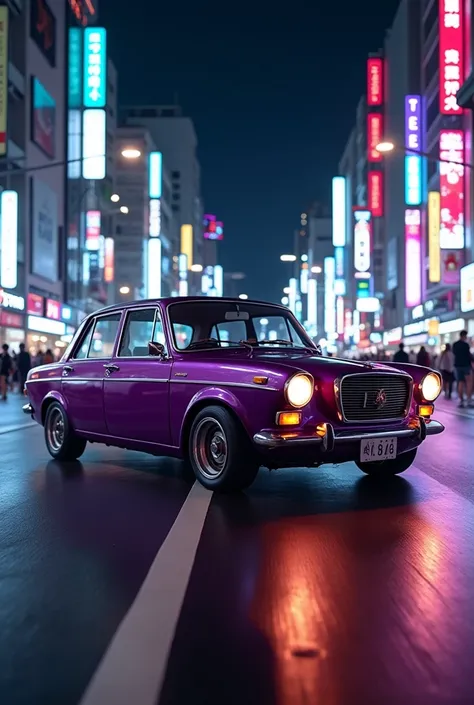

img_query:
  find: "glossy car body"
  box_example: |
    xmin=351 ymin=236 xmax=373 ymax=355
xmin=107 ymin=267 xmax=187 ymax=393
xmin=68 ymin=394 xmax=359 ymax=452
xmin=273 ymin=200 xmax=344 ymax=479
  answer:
xmin=24 ymin=297 xmax=444 ymax=491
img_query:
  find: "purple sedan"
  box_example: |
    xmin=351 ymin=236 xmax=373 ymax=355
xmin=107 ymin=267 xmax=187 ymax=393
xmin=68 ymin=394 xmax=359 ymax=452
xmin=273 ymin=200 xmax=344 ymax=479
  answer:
xmin=24 ymin=297 xmax=444 ymax=492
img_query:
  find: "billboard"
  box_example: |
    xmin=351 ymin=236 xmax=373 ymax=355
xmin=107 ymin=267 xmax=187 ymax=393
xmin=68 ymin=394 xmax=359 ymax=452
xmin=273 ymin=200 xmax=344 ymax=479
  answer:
xmin=353 ymin=209 xmax=371 ymax=273
xmin=31 ymin=179 xmax=58 ymax=282
xmin=441 ymin=249 xmax=463 ymax=286
xmin=460 ymin=262 xmax=474 ymax=313
xmin=439 ymin=0 xmax=464 ymax=114
xmin=367 ymin=58 xmax=383 ymax=106
xmin=149 ymin=152 xmax=162 ymax=199
xmin=368 ymin=171 xmax=383 ymax=217
xmin=428 ymin=191 xmax=441 ymax=283
xmin=31 ymin=78 xmax=56 ymax=158
xmin=367 ymin=113 xmax=383 ymax=162
xmin=147 ymin=238 xmax=162 ymax=298
xmin=0 ymin=191 xmax=18 ymax=289
xmin=82 ymin=108 xmax=106 ymax=179
xmin=30 ymin=0 xmax=56 ymax=67
xmin=0 ymin=7 xmax=9 ymax=156
xmin=405 ymin=209 xmax=421 ymax=307
xmin=149 ymin=199 xmax=161 ymax=237
xmin=439 ymin=129 xmax=464 ymax=249
xmin=83 ymin=28 xmax=107 ymax=108
xmin=332 ymin=176 xmax=346 ymax=246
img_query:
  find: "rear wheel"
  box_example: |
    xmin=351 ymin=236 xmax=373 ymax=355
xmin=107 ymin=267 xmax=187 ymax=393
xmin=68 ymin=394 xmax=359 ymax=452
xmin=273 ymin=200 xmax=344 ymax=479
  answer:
xmin=188 ymin=406 xmax=259 ymax=492
xmin=356 ymin=448 xmax=417 ymax=477
xmin=44 ymin=402 xmax=87 ymax=461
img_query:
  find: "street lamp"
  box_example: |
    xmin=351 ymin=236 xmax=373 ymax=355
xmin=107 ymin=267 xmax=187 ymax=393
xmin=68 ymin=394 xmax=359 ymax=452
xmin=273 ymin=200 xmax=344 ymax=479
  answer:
xmin=119 ymin=286 xmax=130 ymax=295
xmin=190 ymin=264 xmax=203 ymax=272
xmin=121 ymin=148 xmax=141 ymax=159
xmin=110 ymin=193 xmax=120 ymax=203
xmin=375 ymin=141 xmax=395 ymax=153
xmin=375 ymin=140 xmax=473 ymax=169
xmin=238 ymin=293 xmax=248 ymax=300
xmin=280 ymin=254 xmax=297 ymax=262
xmin=119 ymin=206 xmax=129 ymax=214
xmin=311 ymin=265 xmax=322 ymax=274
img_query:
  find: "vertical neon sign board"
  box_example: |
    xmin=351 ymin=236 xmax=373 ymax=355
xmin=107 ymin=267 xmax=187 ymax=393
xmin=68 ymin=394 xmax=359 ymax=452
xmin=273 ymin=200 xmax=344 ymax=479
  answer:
xmin=368 ymin=171 xmax=383 ymax=216
xmin=353 ymin=209 xmax=372 ymax=273
xmin=404 ymin=96 xmax=422 ymax=206
xmin=367 ymin=58 xmax=383 ymax=106
xmin=439 ymin=129 xmax=465 ymax=249
xmin=405 ymin=209 xmax=422 ymax=307
xmin=439 ymin=0 xmax=464 ymax=114
xmin=324 ymin=257 xmax=336 ymax=335
xmin=367 ymin=114 xmax=383 ymax=162
xmin=83 ymin=28 xmax=107 ymax=108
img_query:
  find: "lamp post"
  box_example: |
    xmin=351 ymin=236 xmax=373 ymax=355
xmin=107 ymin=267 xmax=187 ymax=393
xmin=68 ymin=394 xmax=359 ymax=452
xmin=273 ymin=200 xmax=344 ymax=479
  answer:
xmin=375 ymin=140 xmax=473 ymax=170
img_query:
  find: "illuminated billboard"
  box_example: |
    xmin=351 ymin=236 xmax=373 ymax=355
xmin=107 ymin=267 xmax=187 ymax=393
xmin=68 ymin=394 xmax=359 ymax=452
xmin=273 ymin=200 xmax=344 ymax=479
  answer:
xmin=367 ymin=58 xmax=383 ymax=106
xmin=334 ymin=246 xmax=344 ymax=277
xmin=367 ymin=113 xmax=383 ymax=162
xmin=149 ymin=152 xmax=162 ymax=199
xmin=368 ymin=171 xmax=383 ymax=217
xmin=0 ymin=191 xmax=18 ymax=289
xmin=181 ymin=225 xmax=193 ymax=268
xmin=203 ymin=214 xmax=224 ymax=241
xmin=147 ymin=237 xmax=162 ymax=298
xmin=405 ymin=209 xmax=421 ymax=307
xmin=353 ymin=209 xmax=371 ymax=273
xmin=439 ymin=0 xmax=464 ymax=115
xmin=85 ymin=210 xmax=101 ymax=251
xmin=428 ymin=191 xmax=441 ymax=283
xmin=104 ymin=237 xmax=114 ymax=283
xmin=83 ymin=28 xmax=107 ymax=108
xmin=460 ymin=262 xmax=474 ymax=313
xmin=332 ymin=176 xmax=346 ymax=246
xmin=149 ymin=199 xmax=161 ymax=237
xmin=405 ymin=95 xmax=422 ymax=206
xmin=324 ymin=257 xmax=336 ymax=335
xmin=68 ymin=28 xmax=82 ymax=108
xmin=439 ymin=129 xmax=464 ymax=249
xmin=82 ymin=108 xmax=106 ymax=179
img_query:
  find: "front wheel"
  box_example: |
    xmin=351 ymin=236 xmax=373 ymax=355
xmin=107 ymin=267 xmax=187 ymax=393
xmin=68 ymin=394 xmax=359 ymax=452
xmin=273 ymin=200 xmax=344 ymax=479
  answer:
xmin=188 ymin=406 xmax=259 ymax=492
xmin=356 ymin=448 xmax=417 ymax=477
xmin=44 ymin=402 xmax=87 ymax=461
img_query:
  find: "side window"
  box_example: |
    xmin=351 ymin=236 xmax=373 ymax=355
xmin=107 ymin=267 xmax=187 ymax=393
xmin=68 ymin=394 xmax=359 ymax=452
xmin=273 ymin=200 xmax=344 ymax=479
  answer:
xmin=89 ymin=313 xmax=122 ymax=358
xmin=72 ymin=324 xmax=94 ymax=360
xmin=213 ymin=320 xmax=247 ymax=343
xmin=173 ymin=323 xmax=193 ymax=349
xmin=118 ymin=309 xmax=166 ymax=357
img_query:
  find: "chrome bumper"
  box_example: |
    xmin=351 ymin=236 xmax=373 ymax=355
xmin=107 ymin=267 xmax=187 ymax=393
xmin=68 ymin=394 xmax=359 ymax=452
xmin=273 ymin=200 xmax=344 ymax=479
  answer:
xmin=23 ymin=403 xmax=34 ymax=415
xmin=253 ymin=418 xmax=445 ymax=450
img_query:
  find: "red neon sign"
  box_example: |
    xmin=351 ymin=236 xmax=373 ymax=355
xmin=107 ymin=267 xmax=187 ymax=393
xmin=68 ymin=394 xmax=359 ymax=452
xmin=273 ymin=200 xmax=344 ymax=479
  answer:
xmin=104 ymin=237 xmax=114 ymax=283
xmin=367 ymin=113 xmax=383 ymax=162
xmin=367 ymin=58 xmax=383 ymax=106
xmin=439 ymin=0 xmax=464 ymax=114
xmin=46 ymin=298 xmax=60 ymax=320
xmin=439 ymin=129 xmax=465 ymax=249
xmin=368 ymin=171 xmax=383 ymax=217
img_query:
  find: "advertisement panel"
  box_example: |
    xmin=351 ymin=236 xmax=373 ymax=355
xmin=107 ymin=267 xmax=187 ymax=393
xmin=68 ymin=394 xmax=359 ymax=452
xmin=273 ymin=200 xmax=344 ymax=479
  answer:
xmin=404 ymin=95 xmax=422 ymax=206
xmin=27 ymin=293 xmax=44 ymax=316
xmin=31 ymin=78 xmax=56 ymax=158
xmin=149 ymin=199 xmax=161 ymax=237
xmin=439 ymin=129 xmax=464 ymax=249
xmin=0 ymin=191 xmax=18 ymax=289
xmin=149 ymin=152 xmax=162 ymax=199
xmin=439 ymin=0 xmax=464 ymax=114
xmin=334 ymin=246 xmax=344 ymax=277
xmin=324 ymin=257 xmax=336 ymax=335
xmin=0 ymin=7 xmax=9 ymax=156
xmin=104 ymin=237 xmax=114 ymax=283
xmin=46 ymin=299 xmax=60 ymax=320
xmin=85 ymin=210 xmax=101 ymax=251
xmin=68 ymin=28 xmax=82 ymax=108
xmin=180 ymin=225 xmax=193 ymax=268
xmin=441 ymin=249 xmax=463 ymax=285
xmin=405 ymin=156 xmax=422 ymax=206
xmin=353 ymin=209 xmax=372 ymax=273
xmin=68 ymin=110 xmax=81 ymax=179
xmin=387 ymin=238 xmax=397 ymax=290
xmin=367 ymin=58 xmax=383 ymax=106
xmin=428 ymin=191 xmax=441 ymax=283
xmin=405 ymin=209 xmax=421 ymax=307
xmin=460 ymin=262 xmax=474 ymax=313
xmin=31 ymin=179 xmax=58 ymax=282
xmin=30 ymin=0 xmax=56 ymax=67
xmin=332 ymin=176 xmax=346 ymax=246
xmin=82 ymin=108 xmax=106 ymax=179
xmin=368 ymin=171 xmax=383 ymax=217
xmin=367 ymin=113 xmax=383 ymax=162
xmin=83 ymin=28 xmax=107 ymax=108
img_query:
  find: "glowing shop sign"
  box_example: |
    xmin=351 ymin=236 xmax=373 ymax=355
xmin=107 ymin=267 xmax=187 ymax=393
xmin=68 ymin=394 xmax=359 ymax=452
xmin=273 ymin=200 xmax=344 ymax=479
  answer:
xmin=460 ymin=262 xmax=474 ymax=313
xmin=404 ymin=95 xmax=422 ymax=206
xmin=149 ymin=152 xmax=162 ymax=199
xmin=82 ymin=108 xmax=106 ymax=179
xmin=405 ymin=209 xmax=421 ymax=307
xmin=353 ymin=209 xmax=371 ymax=273
xmin=149 ymin=199 xmax=161 ymax=237
xmin=428 ymin=191 xmax=441 ymax=283
xmin=439 ymin=129 xmax=465 ymax=249
xmin=83 ymin=27 xmax=107 ymax=108
xmin=0 ymin=191 xmax=18 ymax=289
xmin=367 ymin=58 xmax=383 ymax=106
xmin=439 ymin=0 xmax=464 ymax=115
xmin=368 ymin=171 xmax=383 ymax=217
xmin=367 ymin=113 xmax=383 ymax=162
xmin=324 ymin=257 xmax=336 ymax=335
xmin=332 ymin=176 xmax=346 ymax=246
xmin=85 ymin=210 xmax=101 ymax=251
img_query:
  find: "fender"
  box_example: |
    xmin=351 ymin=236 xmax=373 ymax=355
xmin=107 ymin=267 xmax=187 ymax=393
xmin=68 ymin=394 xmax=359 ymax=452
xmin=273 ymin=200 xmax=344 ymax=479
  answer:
xmin=178 ymin=386 xmax=251 ymax=447
xmin=41 ymin=390 xmax=69 ymax=422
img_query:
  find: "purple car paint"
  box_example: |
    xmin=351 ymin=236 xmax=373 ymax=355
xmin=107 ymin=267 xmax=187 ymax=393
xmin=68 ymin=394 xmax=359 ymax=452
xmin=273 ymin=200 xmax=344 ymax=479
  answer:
xmin=23 ymin=297 xmax=444 ymax=492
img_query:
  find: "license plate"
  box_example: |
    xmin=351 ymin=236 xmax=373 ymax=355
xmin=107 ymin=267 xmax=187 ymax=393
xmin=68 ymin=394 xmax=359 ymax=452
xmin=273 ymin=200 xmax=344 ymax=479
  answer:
xmin=360 ymin=437 xmax=398 ymax=463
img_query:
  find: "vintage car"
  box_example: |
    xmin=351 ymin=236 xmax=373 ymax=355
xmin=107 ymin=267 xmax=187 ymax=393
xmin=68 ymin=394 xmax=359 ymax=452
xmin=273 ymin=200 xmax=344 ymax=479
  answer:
xmin=24 ymin=297 xmax=444 ymax=492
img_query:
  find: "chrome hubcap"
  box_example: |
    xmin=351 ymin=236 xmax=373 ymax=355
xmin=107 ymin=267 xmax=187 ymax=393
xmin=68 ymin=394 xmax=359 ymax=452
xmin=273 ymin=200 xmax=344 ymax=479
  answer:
xmin=47 ymin=408 xmax=65 ymax=452
xmin=192 ymin=418 xmax=228 ymax=480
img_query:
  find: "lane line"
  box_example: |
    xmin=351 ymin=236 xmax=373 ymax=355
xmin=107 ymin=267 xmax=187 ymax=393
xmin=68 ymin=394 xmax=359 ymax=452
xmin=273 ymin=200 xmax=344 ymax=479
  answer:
xmin=0 ymin=421 xmax=37 ymax=435
xmin=78 ymin=480 xmax=213 ymax=705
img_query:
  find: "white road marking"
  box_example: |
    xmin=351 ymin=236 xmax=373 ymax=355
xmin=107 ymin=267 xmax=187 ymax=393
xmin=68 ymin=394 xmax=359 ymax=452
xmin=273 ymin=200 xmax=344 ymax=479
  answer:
xmin=0 ymin=422 xmax=37 ymax=435
xmin=78 ymin=480 xmax=213 ymax=705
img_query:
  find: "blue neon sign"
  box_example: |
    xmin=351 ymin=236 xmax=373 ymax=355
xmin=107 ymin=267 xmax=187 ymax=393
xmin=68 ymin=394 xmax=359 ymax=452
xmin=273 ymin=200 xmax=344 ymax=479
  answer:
xmin=405 ymin=155 xmax=422 ymax=206
xmin=149 ymin=152 xmax=163 ymax=198
xmin=83 ymin=28 xmax=107 ymax=108
xmin=69 ymin=28 xmax=82 ymax=108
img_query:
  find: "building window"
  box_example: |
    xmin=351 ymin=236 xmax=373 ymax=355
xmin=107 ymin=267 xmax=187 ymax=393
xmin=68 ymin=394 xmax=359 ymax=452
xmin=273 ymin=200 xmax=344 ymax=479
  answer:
xmin=172 ymin=193 xmax=180 ymax=201
xmin=171 ymin=171 xmax=180 ymax=179
xmin=422 ymin=0 xmax=438 ymax=43
xmin=172 ymin=204 xmax=180 ymax=213
xmin=172 ymin=181 xmax=180 ymax=190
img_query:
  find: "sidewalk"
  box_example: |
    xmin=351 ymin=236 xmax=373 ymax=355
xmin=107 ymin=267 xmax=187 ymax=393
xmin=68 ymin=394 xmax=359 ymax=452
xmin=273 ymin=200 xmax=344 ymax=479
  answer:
xmin=435 ymin=396 xmax=474 ymax=419
xmin=0 ymin=392 xmax=35 ymax=433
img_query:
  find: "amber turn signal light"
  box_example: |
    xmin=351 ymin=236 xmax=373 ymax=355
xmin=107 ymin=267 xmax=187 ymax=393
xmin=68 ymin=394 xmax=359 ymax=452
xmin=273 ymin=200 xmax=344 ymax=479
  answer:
xmin=276 ymin=411 xmax=302 ymax=426
xmin=253 ymin=376 xmax=268 ymax=385
xmin=418 ymin=404 xmax=434 ymax=417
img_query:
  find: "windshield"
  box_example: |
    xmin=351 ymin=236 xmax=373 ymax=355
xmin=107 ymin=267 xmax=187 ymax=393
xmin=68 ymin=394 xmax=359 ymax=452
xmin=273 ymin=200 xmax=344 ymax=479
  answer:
xmin=167 ymin=300 xmax=316 ymax=351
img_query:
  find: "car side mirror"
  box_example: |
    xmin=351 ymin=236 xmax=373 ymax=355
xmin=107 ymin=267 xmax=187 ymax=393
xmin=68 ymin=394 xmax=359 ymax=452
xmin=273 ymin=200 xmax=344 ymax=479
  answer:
xmin=148 ymin=341 xmax=165 ymax=358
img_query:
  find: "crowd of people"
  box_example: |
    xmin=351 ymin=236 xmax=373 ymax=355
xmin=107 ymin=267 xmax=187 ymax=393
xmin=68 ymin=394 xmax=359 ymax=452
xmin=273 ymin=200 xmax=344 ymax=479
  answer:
xmin=0 ymin=344 xmax=56 ymax=401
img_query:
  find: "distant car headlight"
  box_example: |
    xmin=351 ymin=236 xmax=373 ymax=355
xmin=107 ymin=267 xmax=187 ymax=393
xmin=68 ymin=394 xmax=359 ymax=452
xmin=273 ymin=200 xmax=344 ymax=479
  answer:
xmin=285 ymin=373 xmax=313 ymax=408
xmin=420 ymin=372 xmax=442 ymax=401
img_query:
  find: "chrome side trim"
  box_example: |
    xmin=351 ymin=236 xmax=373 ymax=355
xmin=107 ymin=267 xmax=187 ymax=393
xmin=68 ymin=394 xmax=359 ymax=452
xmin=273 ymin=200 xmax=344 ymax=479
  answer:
xmin=337 ymin=371 xmax=414 ymax=424
xmin=104 ymin=377 xmax=169 ymax=383
xmin=170 ymin=378 xmax=279 ymax=391
xmin=26 ymin=377 xmax=63 ymax=383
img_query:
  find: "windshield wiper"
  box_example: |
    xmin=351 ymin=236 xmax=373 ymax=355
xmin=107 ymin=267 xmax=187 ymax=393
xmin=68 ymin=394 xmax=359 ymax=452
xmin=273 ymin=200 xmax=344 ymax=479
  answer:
xmin=258 ymin=340 xmax=322 ymax=355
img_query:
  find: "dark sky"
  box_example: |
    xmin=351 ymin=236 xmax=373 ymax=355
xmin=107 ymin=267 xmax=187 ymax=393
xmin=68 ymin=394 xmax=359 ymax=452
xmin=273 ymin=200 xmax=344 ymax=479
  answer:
xmin=100 ymin=1 xmax=400 ymax=303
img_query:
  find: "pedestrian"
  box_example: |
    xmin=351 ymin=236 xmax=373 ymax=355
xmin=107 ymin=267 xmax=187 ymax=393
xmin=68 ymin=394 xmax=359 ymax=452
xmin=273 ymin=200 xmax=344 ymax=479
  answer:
xmin=438 ymin=343 xmax=455 ymax=399
xmin=408 ymin=349 xmax=416 ymax=363
xmin=43 ymin=349 xmax=54 ymax=364
xmin=17 ymin=343 xmax=31 ymax=394
xmin=452 ymin=330 xmax=473 ymax=408
xmin=416 ymin=346 xmax=431 ymax=367
xmin=1 ymin=343 xmax=13 ymax=401
xmin=393 ymin=342 xmax=409 ymax=363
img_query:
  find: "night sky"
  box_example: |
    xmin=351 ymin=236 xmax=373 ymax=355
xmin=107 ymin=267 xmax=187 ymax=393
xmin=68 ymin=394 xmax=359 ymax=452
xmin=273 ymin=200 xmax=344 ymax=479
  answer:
xmin=100 ymin=1 xmax=400 ymax=303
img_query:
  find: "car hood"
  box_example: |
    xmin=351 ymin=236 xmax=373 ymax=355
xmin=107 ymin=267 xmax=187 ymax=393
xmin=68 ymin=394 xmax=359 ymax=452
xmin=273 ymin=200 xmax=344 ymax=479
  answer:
xmin=253 ymin=351 xmax=410 ymax=380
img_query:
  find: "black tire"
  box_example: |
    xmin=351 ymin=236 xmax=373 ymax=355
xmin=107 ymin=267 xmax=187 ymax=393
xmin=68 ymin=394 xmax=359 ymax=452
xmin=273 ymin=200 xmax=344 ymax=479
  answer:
xmin=356 ymin=448 xmax=417 ymax=477
xmin=44 ymin=402 xmax=87 ymax=461
xmin=188 ymin=405 xmax=259 ymax=492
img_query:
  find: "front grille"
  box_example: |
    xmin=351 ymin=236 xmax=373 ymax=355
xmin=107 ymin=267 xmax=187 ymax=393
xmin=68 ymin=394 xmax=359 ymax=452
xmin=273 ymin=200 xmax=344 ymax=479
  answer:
xmin=339 ymin=373 xmax=411 ymax=423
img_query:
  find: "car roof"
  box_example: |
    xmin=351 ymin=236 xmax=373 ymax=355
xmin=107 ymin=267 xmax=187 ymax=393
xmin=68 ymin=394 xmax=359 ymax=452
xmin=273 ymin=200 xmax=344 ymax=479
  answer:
xmin=86 ymin=296 xmax=288 ymax=318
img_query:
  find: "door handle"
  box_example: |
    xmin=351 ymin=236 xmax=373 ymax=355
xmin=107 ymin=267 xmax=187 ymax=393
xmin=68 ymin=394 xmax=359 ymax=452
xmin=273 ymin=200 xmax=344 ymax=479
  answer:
xmin=104 ymin=363 xmax=120 ymax=374
xmin=63 ymin=365 xmax=73 ymax=376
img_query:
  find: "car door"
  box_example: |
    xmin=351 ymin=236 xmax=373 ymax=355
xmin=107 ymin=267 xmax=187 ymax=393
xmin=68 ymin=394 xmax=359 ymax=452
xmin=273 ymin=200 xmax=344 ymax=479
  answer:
xmin=103 ymin=306 xmax=172 ymax=447
xmin=61 ymin=311 xmax=123 ymax=435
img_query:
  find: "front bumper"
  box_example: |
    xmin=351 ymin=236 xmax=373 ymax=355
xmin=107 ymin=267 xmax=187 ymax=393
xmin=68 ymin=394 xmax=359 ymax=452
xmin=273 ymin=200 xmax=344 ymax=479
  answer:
xmin=253 ymin=418 xmax=444 ymax=450
xmin=23 ymin=403 xmax=34 ymax=415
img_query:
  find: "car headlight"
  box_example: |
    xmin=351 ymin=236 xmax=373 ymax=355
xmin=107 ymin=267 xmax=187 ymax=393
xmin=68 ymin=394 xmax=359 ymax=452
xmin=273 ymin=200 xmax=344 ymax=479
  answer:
xmin=285 ymin=373 xmax=313 ymax=408
xmin=420 ymin=372 xmax=442 ymax=401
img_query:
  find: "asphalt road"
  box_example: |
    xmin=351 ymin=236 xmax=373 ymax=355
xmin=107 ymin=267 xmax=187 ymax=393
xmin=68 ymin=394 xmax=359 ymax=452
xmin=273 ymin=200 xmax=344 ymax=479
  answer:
xmin=1 ymin=396 xmax=473 ymax=705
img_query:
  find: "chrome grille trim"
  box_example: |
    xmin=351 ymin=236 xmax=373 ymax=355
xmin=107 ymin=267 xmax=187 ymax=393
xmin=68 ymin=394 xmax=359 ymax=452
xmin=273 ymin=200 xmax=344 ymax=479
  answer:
xmin=338 ymin=372 xmax=412 ymax=424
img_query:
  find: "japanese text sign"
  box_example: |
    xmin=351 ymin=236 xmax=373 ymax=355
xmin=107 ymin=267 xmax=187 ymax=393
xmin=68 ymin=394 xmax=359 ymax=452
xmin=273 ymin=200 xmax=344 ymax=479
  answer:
xmin=439 ymin=129 xmax=465 ymax=249
xmin=439 ymin=0 xmax=464 ymax=115
xmin=83 ymin=27 xmax=106 ymax=108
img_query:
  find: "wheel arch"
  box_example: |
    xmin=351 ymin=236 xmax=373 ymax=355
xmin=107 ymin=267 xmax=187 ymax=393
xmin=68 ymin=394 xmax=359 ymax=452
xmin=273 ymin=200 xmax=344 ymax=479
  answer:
xmin=179 ymin=393 xmax=252 ymax=454
xmin=41 ymin=391 xmax=68 ymax=426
